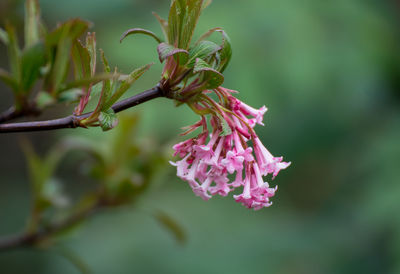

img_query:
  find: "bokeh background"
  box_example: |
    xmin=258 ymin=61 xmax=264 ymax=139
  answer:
xmin=1 ymin=0 xmax=400 ymax=273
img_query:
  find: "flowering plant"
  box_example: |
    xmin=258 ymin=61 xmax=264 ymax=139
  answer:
xmin=0 ymin=0 xmax=290 ymax=262
xmin=121 ymin=0 xmax=290 ymax=209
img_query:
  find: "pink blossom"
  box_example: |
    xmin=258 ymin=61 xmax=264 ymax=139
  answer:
xmin=253 ymin=137 xmax=291 ymax=178
xmin=239 ymin=102 xmax=267 ymax=126
xmin=221 ymin=150 xmax=244 ymax=174
xmin=230 ymin=168 xmax=244 ymax=187
xmin=172 ymin=139 xmax=194 ymax=157
xmin=170 ymin=86 xmax=290 ymax=210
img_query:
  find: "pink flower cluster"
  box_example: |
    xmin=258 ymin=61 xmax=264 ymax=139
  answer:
xmin=170 ymin=87 xmax=290 ymax=210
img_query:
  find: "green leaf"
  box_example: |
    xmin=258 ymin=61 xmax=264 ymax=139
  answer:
xmin=49 ymin=40 xmax=71 ymax=94
xmin=88 ymin=54 xmax=118 ymax=123
xmin=46 ymin=19 xmax=90 ymax=47
xmin=120 ymin=28 xmax=162 ymax=44
xmin=104 ymin=63 xmax=153 ymax=109
xmin=89 ymin=84 xmax=106 ymax=119
xmin=187 ymin=40 xmax=220 ymax=68
xmin=193 ymin=58 xmax=224 ymax=88
xmin=194 ymin=27 xmax=221 ymax=45
xmin=5 ymin=23 xmax=21 ymax=87
xmin=59 ymin=73 xmax=116 ymax=93
xmin=99 ymin=108 xmax=118 ymax=131
xmin=42 ymin=178 xmax=68 ymax=208
xmin=220 ymin=119 xmax=232 ymax=136
xmin=36 ymin=90 xmax=56 ymax=108
xmin=100 ymin=49 xmax=110 ymax=73
xmin=39 ymin=63 xmax=51 ymax=76
xmin=216 ymin=29 xmax=232 ymax=73
xmin=157 ymin=42 xmax=188 ymax=63
xmin=0 ymin=68 xmax=18 ymax=92
xmin=57 ymin=88 xmax=83 ymax=103
xmin=21 ymin=140 xmax=66 ymax=209
xmin=90 ymin=81 xmax=104 ymax=97
xmin=22 ymin=140 xmax=44 ymax=194
xmin=154 ymin=211 xmax=186 ymax=245
xmin=71 ymin=39 xmax=91 ymax=80
xmin=24 ymin=0 xmax=41 ymax=48
xmin=99 ymin=49 xmax=112 ymax=106
xmin=167 ymin=0 xmax=181 ymax=48
xmin=85 ymin=32 xmax=96 ymax=75
xmin=88 ymin=73 xmax=117 ymax=122
xmin=20 ymin=42 xmax=46 ymax=92
xmin=0 ymin=28 xmax=9 ymax=45
xmin=194 ymin=28 xmax=232 ymax=72
xmin=152 ymin=12 xmax=169 ymax=42
xmin=168 ymin=0 xmax=204 ymax=49
xmin=45 ymin=19 xmax=90 ymax=94
xmin=181 ymin=0 xmax=204 ymax=48
xmin=215 ymin=112 xmax=232 ymax=136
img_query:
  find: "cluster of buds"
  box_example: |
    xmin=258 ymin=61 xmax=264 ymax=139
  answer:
xmin=170 ymin=87 xmax=290 ymax=210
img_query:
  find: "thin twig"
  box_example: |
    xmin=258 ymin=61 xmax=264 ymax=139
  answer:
xmin=0 ymin=105 xmax=40 ymax=124
xmin=0 ymin=199 xmax=103 ymax=252
xmin=0 ymin=106 xmax=18 ymax=123
xmin=0 ymin=84 xmax=166 ymax=250
xmin=0 ymin=85 xmax=164 ymax=133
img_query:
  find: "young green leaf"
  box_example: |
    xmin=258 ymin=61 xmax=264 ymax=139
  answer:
xmin=120 ymin=28 xmax=162 ymax=44
xmin=100 ymin=49 xmax=110 ymax=73
xmin=104 ymin=63 xmax=153 ymax=109
xmin=5 ymin=23 xmax=21 ymax=88
xmin=57 ymin=88 xmax=83 ymax=103
xmin=152 ymin=12 xmax=169 ymax=42
xmin=193 ymin=58 xmax=224 ymax=89
xmin=46 ymin=19 xmax=89 ymax=46
xmin=45 ymin=19 xmax=90 ymax=94
xmin=0 ymin=28 xmax=9 ymax=45
xmin=88 ymin=73 xmax=118 ymax=123
xmin=194 ymin=27 xmax=221 ymax=45
xmin=90 ymin=55 xmax=119 ymax=124
xmin=59 ymin=73 xmax=116 ymax=93
xmin=193 ymin=28 xmax=232 ymax=72
xmin=216 ymin=112 xmax=232 ymax=136
xmin=22 ymin=140 xmax=45 ymax=195
xmin=22 ymin=140 xmax=68 ymax=213
xmin=157 ymin=42 xmax=189 ymax=63
xmin=50 ymin=35 xmax=73 ymax=94
xmin=99 ymin=108 xmax=119 ymax=131
xmin=0 ymin=68 xmax=18 ymax=92
xmin=24 ymin=0 xmax=41 ymax=48
xmin=187 ymin=40 xmax=220 ymax=68
xmin=181 ymin=0 xmax=204 ymax=48
xmin=20 ymin=42 xmax=46 ymax=93
xmin=168 ymin=0 xmax=204 ymax=49
xmin=167 ymin=0 xmax=181 ymax=48
xmin=86 ymin=32 xmax=96 ymax=75
xmin=71 ymin=39 xmax=91 ymax=80
xmin=99 ymin=49 xmax=112 ymax=105
xmin=88 ymin=85 xmax=106 ymax=121
xmin=36 ymin=90 xmax=56 ymax=108
xmin=216 ymin=29 xmax=232 ymax=73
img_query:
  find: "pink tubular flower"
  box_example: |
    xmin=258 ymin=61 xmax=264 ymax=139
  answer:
xmin=170 ymin=86 xmax=290 ymax=210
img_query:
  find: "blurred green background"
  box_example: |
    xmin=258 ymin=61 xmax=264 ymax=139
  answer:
xmin=1 ymin=0 xmax=400 ymax=273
